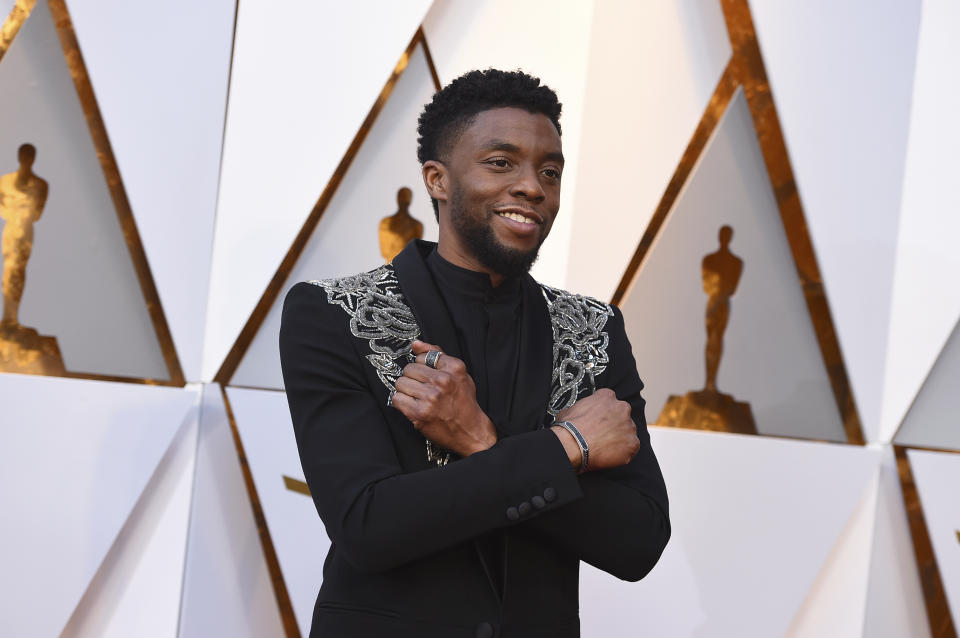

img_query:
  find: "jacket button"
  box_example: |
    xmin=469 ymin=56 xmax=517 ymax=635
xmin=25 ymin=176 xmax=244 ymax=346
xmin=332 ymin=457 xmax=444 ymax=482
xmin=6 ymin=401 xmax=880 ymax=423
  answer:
xmin=531 ymin=495 xmax=546 ymax=509
xmin=506 ymin=506 xmax=519 ymax=521
xmin=475 ymin=621 xmax=494 ymax=638
xmin=543 ymin=487 xmax=557 ymax=502
xmin=518 ymin=501 xmax=531 ymax=516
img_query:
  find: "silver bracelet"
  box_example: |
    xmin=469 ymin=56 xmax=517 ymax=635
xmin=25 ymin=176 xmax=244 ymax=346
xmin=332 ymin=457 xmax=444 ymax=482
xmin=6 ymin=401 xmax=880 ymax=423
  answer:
xmin=553 ymin=420 xmax=589 ymax=473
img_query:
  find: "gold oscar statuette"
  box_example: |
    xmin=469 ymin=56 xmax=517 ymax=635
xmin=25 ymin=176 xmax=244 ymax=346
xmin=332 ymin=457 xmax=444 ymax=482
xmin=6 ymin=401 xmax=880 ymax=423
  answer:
xmin=0 ymin=143 xmax=65 ymax=375
xmin=658 ymin=225 xmax=757 ymax=434
xmin=379 ymin=186 xmax=423 ymax=263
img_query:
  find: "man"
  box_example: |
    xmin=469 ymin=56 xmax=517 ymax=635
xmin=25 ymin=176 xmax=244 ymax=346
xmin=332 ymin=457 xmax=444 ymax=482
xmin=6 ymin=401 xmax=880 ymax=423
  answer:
xmin=280 ymin=69 xmax=669 ymax=638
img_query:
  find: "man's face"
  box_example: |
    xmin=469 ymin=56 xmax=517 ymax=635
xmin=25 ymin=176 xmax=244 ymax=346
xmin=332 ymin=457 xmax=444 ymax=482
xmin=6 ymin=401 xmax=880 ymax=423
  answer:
xmin=439 ymin=107 xmax=563 ymax=279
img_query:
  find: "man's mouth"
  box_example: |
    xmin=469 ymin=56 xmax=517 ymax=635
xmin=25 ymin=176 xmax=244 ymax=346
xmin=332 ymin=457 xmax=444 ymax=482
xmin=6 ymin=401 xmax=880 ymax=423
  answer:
xmin=495 ymin=208 xmax=542 ymax=225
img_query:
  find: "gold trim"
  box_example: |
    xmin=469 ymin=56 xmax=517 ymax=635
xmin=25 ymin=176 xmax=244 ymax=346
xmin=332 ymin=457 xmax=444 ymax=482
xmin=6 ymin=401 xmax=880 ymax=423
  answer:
xmin=220 ymin=385 xmax=301 ymax=638
xmin=895 ymin=445 xmax=958 ymax=638
xmin=0 ymin=1 xmax=185 ymax=385
xmin=214 ymin=27 xmax=441 ymax=385
xmin=282 ymin=475 xmax=311 ymax=497
xmin=0 ymin=0 xmax=35 ymax=63
xmin=612 ymin=0 xmax=865 ymax=445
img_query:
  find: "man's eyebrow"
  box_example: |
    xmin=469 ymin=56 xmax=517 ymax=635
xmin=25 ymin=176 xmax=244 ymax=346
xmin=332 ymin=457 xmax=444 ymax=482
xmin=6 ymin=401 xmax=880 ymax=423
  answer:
xmin=480 ymin=140 xmax=565 ymax=165
xmin=480 ymin=140 xmax=521 ymax=153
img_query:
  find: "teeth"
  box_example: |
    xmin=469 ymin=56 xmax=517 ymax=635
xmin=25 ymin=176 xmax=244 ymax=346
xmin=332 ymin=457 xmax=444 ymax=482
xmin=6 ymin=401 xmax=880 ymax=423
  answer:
xmin=498 ymin=211 xmax=535 ymax=224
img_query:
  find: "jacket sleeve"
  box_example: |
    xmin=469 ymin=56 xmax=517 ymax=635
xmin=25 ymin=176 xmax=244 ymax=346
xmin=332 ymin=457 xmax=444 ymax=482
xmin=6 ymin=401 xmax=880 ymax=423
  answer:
xmin=522 ymin=305 xmax=670 ymax=582
xmin=279 ymin=281 xmax=584 ymax=573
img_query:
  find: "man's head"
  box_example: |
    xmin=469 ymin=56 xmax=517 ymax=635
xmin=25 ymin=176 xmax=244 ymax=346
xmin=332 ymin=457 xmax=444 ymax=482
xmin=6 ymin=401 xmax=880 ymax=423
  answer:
xmin=18 ymin=143 xmax=36 ymax=168
xmin=417 ymin=69 xmax=563 ymax=281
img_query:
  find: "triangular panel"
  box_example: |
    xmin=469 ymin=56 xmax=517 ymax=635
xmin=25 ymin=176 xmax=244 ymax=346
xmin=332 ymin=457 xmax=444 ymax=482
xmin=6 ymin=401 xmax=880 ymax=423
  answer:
xmin=0 ymin=373 xmax=197 ymax=637
xmin=203 ymin=1 xmax=433 ymax=380
xmin=895 ymin=317 xmax=960 ymax=451
xmin=178 ymin=385 xmax=285 ymax=638
xmin=0 ymin=0 xmax=182 ymax=383
xmin=231 ymin=38 xmax=439 ymax=390
xmin=226 ymin=386 xmax=329 ymax=638
xmin=61 ymin=414 xmax=199 ymax=638
xmin=619 ymin=91 xmax=844 ymax=441
xmin=578 ymin=427 xmax=879 ymax=637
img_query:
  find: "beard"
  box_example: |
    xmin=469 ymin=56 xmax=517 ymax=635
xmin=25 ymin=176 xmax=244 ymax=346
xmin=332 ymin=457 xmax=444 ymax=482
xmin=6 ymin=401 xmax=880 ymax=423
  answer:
xmin=449 ymin=185 xmax=546 ymax=279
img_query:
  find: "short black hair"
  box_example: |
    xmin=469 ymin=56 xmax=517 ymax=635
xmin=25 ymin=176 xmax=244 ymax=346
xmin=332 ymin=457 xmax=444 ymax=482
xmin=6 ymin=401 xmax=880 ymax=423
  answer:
xmin=417 ymin=69 xmax=562 ymax=219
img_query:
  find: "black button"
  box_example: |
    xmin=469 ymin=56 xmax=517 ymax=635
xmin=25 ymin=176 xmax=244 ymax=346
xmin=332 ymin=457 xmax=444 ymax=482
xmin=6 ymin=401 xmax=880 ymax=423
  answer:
xmin=543 ymin=487 xmax=557 ymax=502
xmin=476 ymin=621 xmax=494 ymax=638
xmin=532 ymin=495 xmax=546 ymax=509
xmin=506 ymin=506 xmax=519 ymax=521
xmin=518 ymin=501 xmax=531 ymax=516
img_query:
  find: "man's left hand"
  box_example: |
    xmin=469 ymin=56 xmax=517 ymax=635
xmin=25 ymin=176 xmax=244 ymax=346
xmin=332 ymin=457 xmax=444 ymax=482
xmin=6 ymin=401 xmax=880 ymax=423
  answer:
xmin=391 ymin=340 xmax=498 ymax=457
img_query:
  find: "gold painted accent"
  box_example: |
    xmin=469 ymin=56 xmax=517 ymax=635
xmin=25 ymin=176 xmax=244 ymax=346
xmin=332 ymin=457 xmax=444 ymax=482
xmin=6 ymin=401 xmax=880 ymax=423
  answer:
xmin=0 ymin=0 xmax=35 ymax=63
xmin=0 ymin=1 xmax=185 ymax=385
xmin=0 ymin=143 xmax=66 ymax=374
xmin=657 ymin=225 xmax=757 ymax=434
xmin=214 ymin=28 xmax=442 ymax=385
xmin=613 ymin=0 xmax=865 ymax=446
xmin=221 ymin=385 xmax=302 ymax=638
xmin=283 ymin=475 xmax=311 ymax=497
xmin=895 ymin=445 xmax=958 ymax=638
xmin=379 ymin=186 xmax=423 ymax=263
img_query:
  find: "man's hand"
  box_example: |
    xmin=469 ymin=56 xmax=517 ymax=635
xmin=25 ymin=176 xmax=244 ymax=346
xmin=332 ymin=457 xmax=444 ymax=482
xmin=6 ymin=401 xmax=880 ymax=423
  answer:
xmin=391 ymin=340 xmax=498 ymax=457
xmin=552 ymin=388 xmax=640 ymax=472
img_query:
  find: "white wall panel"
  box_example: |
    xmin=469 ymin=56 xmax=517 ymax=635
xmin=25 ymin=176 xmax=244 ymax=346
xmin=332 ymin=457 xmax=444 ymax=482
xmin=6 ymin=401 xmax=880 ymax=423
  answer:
xmin=62 ymin=408 xmax=199 ymax=638
xmin=566 ymin=0 xmax=730 ymax=300
xmin=895 ymin=318 xmax=960 ymax=451
xmin=226 ymin=386 xmax=329 ymax=637
xmin=422 ymin=0 xmax=594 ymax=290
xmin=233 ymin=44 xmax=439 ymax=390
xmin=0 ymin=1 xmax=168 ymax=379
xmin=881 ymin=0 xmax=960 ymax=444
xmin=620 ymin=92 xmax=844 ymax=441
xmin=579 ymin=427 xmax=880 ymax=637
xmin=66 ymin=0 xmax=236 ymax=381
xmin=203 ymin=0 xmax=433 ymax=380
xmin=863 ymin=448 xmax=931 ymax=638
xmin=749 ymin=0 xmax=922 ymax=442
xmin=785 ymin=466 xmax=878 ymax=638
xmin=908 ymin=449 xmax=960 ymax=630
xmin=0 ymin=374 xmax=198 ymax=637
xmin=178 ymin=384 xmax=284 ymax=638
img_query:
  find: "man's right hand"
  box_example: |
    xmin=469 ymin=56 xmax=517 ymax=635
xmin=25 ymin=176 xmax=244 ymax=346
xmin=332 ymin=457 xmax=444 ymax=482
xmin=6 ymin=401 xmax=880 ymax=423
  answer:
xmin=551 ymin=388 xmax=640 ymax=472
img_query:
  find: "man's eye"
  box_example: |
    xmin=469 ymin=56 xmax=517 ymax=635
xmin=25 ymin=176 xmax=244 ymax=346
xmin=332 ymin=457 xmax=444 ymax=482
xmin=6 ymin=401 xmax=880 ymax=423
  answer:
xmin=543 ymin=169 xmax=561 ymax=179
xmin=488 ymin=158 xmax=510 ymax=168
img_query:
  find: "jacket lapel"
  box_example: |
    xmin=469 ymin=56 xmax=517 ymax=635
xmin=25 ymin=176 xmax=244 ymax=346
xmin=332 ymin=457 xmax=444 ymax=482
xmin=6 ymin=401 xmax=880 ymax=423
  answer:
xmin=503 ymin=275 xmax=554 ymax=435
xmin=392 ymin=239 xmax=464 ymax=361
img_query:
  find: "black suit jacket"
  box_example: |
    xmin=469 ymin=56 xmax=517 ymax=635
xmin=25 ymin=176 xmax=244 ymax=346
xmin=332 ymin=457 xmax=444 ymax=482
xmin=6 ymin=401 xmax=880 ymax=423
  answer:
xmin=279 ymin=240 xmax=669 ymax=637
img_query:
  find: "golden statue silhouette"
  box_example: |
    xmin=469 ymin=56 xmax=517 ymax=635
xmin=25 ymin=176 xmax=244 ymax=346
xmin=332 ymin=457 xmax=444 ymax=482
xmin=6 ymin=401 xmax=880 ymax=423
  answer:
xmin=379 ymin=187 xmax=423 ymax=263
xmin=657 ymin=225 xmax=756 ymax=434
xmin=0 ymin=143 xmax=65 ymax=375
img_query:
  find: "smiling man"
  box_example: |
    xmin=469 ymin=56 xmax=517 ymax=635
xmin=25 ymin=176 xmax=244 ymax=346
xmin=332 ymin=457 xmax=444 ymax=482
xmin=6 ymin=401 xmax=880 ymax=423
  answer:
xmin=280 ymin=69 xmax=669 ymax=638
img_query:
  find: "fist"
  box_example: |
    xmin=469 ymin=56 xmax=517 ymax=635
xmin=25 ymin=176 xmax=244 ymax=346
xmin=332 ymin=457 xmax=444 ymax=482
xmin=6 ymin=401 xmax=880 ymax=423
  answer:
xmin=391 ymin=340 xmax=497 ymax=457
xmin=554 ymin=389 xmax=640 ymax=471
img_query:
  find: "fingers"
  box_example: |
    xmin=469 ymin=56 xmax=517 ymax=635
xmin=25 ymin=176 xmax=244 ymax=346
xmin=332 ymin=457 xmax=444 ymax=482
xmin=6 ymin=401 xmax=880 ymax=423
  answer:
xmin=411 ymin=339 xmax=441 ymax=355
xmin=389 ymin=390 xmax=421 ymax=421
xmin=411 ymin=351 xmax=467 ymax=375
xmin=395 ymin=376 xmax=434 ymax=400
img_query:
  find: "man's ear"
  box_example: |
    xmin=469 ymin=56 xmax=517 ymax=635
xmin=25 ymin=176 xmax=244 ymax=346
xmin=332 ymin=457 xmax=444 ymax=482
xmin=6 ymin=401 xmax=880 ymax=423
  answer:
xmin=422 ymin=160 xmax=448 ymax=206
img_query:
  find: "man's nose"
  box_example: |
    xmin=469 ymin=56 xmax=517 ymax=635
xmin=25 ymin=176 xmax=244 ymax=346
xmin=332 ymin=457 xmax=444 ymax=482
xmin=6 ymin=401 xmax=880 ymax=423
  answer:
xmin=509 ymin=165 xmax=545 ymax=202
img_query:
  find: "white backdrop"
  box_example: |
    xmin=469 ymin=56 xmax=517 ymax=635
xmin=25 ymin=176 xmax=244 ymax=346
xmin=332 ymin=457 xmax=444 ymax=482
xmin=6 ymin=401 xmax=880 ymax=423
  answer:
xmin=1 ymin=0 xmax=956 ymax=636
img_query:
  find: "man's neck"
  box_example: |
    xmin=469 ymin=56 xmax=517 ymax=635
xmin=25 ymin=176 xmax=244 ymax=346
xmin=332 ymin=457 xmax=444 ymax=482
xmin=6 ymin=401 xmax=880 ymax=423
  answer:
xmin=436 ymin=240 xmax=505 ymax=288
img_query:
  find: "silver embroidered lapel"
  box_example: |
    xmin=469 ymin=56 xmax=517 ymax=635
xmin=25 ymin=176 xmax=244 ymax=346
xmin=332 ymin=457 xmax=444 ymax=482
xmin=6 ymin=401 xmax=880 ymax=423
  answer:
xmin=309 ymin=266 xmax=450 ymax=466
xmin=540 ymin=284 xmax=613 ymax=417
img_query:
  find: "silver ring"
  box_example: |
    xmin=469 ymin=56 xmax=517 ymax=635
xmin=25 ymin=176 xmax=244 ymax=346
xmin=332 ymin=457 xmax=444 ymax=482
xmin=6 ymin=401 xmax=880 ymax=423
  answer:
xmin=424 ymin=350 xmax=442 ymax=369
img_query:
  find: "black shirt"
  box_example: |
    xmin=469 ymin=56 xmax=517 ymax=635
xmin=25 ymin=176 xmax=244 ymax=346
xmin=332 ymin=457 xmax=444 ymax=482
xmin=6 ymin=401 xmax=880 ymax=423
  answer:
xmin=425 ymin=248 xmax=523 ymax=597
